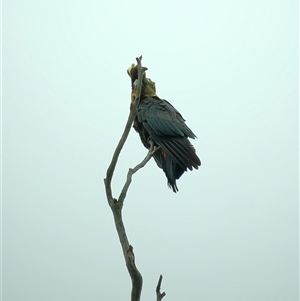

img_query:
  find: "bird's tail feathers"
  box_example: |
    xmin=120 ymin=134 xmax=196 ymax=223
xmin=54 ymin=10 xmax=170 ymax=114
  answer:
xmin=154 ymin=138 xmax=201 ymax=193
xmin=160 ymin=138 xmax=201 ymax=171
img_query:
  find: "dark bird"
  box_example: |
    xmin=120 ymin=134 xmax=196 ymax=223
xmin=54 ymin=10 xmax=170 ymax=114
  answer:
xmin=127 ymin=64 xmax=201 ymax=192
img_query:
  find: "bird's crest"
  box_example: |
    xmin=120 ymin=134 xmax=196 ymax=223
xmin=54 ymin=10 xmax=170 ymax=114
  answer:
xmin=127 ymin=64 xmax=157 ymax=101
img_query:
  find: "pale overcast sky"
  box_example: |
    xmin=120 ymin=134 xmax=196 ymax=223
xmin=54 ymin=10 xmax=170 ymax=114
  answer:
xmin=3 ymin=1 xmax=299 ymax=300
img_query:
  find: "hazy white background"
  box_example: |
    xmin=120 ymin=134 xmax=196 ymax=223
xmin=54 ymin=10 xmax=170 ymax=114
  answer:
xmin=3 ymin=1 xmax=298 ymax=300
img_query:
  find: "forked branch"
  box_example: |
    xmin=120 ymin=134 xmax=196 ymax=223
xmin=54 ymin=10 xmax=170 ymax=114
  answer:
xmin=119 ymin=140 xmax=156 ymax=203
xmin=104 ymin=55 xmax=146 ymax=202
xmin=104 ymin=56 xmax=167 ymax=301
xmin=104 ymin=56 xmax=155 ymax=301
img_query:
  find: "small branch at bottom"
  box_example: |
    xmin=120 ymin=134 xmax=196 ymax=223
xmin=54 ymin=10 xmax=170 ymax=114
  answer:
xmin=156 ymin=275 xmax=166 ymax=301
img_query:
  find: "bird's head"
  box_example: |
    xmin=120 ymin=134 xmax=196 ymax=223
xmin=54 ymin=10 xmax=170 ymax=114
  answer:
xmin=127 ymin=63 xmax=157 ymax=101
xmin=127 ymin=64 xmax=140 ymax=85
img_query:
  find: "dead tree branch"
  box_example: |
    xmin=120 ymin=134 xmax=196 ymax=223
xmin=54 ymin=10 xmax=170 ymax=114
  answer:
xmin=156 ymin=275 xmax=166 ymax=301
xmin=104 ymin=55 xmax=147 ymax=203
xmin=104 ymin=56 xmax=147 ymax=301
xmin=119 ymin=140 xmax=157 ymax=203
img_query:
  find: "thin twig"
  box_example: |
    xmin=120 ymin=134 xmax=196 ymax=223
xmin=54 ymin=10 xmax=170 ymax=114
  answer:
xmin=156 ymin=275 xmax=166 ymax=301
xmin=131 ymin=56 xmax=148 ymax=113
xmin=118 ymin=140 xmax=156 ymax=203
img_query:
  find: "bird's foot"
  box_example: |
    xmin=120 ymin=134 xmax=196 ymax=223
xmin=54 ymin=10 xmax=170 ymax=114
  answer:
xmin=150 ymin=145 xmax=160 ymax=155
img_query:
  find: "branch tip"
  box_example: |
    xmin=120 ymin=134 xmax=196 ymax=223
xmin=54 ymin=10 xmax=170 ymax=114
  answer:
xmin=156 ymin=275 xmax=166 ymax=301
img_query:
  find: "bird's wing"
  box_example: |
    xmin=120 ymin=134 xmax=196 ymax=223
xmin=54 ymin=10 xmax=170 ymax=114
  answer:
xmin=137 ymin=97 xmax=197 ymax=140
xmin=136 ymin=97 xmax=200 ymax=170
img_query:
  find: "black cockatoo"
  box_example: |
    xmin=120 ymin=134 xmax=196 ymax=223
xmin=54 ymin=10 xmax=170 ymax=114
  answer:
xmin=127 ymin=64 xmax=201 ymax=192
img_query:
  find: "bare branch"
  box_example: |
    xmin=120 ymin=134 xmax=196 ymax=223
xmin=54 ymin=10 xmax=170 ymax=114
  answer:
xmin=104 ymin=113 xmax=135 ymax=202
xmin=104 ymin=55 xmax=147 ymax=202
xmin=156 ymin=275 xmax=166 ymax=301
xmin=104 ymin=56 xmax=150 ymax=301
xmin=104 ymin=56 xmax=167 ymax=301
xmin=131 ymin=56 xmax=148 ymax=112
xmin=118 ymin=140 xmax=156 ymax=203
xmin=110 ymin=207 xmax=143 ymax=301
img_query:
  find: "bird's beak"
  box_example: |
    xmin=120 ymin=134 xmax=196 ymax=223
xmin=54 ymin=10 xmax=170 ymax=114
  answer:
xmin=127 ymin=64 xmax=136 ymax=77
